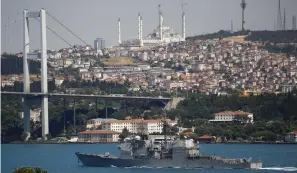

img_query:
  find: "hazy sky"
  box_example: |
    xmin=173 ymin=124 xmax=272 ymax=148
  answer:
xmin=1 ymin=0 xmax=297 ymax=53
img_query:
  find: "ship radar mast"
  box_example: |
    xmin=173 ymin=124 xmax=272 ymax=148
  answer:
xmin=139 ymin=119 xmax=148 ymax=140
xmin=161 ymin=112 xmax=169 ymax=148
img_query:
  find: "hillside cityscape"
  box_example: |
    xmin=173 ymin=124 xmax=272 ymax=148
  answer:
xmin=1 ymin=1 xmax=297 ymax=145
xmin=2 ymin=29 xmax=297 ymax=144
xmin=3 ymin=1 xmax=297 ymax=173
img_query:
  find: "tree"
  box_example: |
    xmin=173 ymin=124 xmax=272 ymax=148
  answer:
xmin=13 ymin=167 xmax=47 ymax=173
xmin=119 ymin=127 xmax=129 ymax=142
xmin=234 ymin=115 xmax=249 ymax=123
xmin=251 ymin=131 xmax=277 ymax=141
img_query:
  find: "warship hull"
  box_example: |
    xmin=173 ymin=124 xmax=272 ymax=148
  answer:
xmin=75 ymin=152 xmax=262 ymax=169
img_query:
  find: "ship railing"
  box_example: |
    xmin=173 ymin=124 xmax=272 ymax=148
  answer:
xmin=222 ymin=158 xmax=245 ymax=164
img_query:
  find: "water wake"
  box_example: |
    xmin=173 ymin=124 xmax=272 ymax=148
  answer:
xmin=259 ymin=167 xmax=297 ymax=172
xmin=120 ymin=165 xmax=297 ymax=171
xmin=123 ymin=166 xmax=203 ymax=169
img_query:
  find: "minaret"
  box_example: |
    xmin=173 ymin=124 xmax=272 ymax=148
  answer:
xmin=293 ymin=16 xmax=297 ymax=30
xmin=138 ymin=12 xmax=141 ymax=40
xmin=182 ymin=4 xmax=186 ymax=41
xmin=231 ymin=20 xmax=233 ymax=33
xmin=159 ymin=4 xmax=163 ymax=41
xmin=277 ymin=0 xmax=282 ymax=30
xmin=118 ymin=18 xmax=121 ymax=45
xmin=283 ymin=8 xmax=286 ymax=30
xmin=140 ymin=16 xmax=143 ymax=47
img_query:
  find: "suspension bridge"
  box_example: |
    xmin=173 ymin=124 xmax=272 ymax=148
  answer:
xmin=1 ymin=9 xmax=173 ymax=140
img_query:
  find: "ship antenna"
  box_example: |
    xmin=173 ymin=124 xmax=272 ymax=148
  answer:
xmin=162 ymin=112 xmax=168 ymax=148
xmin=139 ymin=119 xmax=146 ymax=140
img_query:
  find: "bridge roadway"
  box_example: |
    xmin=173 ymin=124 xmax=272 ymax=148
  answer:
xmin=0 ymin=91 xmax=172 ymax=101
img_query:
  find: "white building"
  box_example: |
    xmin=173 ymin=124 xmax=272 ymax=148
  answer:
xmin=77 ymin=130 xmax=120 ymax=143
xmin=94 ymin=38 xmax=106 ymax=53
xmin=54 ymin=78 xmax=64 ymax=86
xmin=284 ymin=131 xmax=297 ymax=143
xmin=1 ymin=80 xmax=14 ymax=87
xmin=102 ymin=119 xmax=177 ymax=134
xmin=209 ymin=111 xmax=254 ymax=123
xmin=165 ymin=81 xmax=185 ymax=90
xmin=86 ymin=118 xmax=117 ymax=129
xmin=19 ymin=108 xmax=41 ymax=122
xmin=282 ymin=85 xmax=297 ymax=93
xmin=64 ymin=59 xmax=74 ymax=67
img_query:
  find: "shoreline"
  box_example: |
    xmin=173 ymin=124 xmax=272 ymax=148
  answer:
xmin=2 ymin=141 xmax=297 ymax=145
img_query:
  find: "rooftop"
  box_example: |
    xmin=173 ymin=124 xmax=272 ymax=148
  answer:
xmin=198 ymin=135 xmax=214 ymax=139
xmin=79 ymin=130 xmax=121 ymax=135
xmin=103 ymin=119 xmax=177 ymax=124
xmin=215 ymin=111 xmax=251 ymax=116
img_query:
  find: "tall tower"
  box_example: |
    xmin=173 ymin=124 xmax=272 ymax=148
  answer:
xmin=118 ymin=18 xmax=121 ymax=45
xmin=182 ymin=4 xmax=186 ymax=41
xmin=23 ymin=9 xmax=49 ymax=139
xmin=140 ymin=16 xmax=143 ymax=47
xmin=293 ymin=16 xmax=297 ymax=30
xmin=94 ymin=39 xmax=99 ymax=53
xmin=23 ymin=10 xmax=30 ymax=137
xmin=277 ymin=0 xmax=282 ymax=30
xmin=159 ymin=4 xmax=163 ymax=41
xmin=40 ymin=9 xmax=49 ymax=140
xmin=283 ymin=8 xmax=286 ymax=30
xmin=231 ymin=20 xmax=234 ymax=33
xmin=138 ymin=12 xmax=141 ymax=40
xmin=240 ymin=0 xmax=247 ymax=31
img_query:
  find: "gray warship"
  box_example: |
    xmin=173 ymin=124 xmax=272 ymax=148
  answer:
xmin=75 ymin=121 xmax=262 ymax=169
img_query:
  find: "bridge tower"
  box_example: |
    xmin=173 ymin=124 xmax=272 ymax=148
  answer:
xmin=23 ymin=9 xmax=49 ymax=139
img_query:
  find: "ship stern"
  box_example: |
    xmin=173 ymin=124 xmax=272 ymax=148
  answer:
xmin=250 ymin=162 xmax=262 ymax=169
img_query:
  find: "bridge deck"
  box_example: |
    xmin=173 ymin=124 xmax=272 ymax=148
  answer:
xmin=0 ymin=92 xmax=172 ymax=101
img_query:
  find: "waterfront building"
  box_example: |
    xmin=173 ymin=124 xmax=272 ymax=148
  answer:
xmin=284 ymin=131 xmax=297 ymax=143
xmin=102 ymin=118 xmax=177 ymax=134
xmin=209 ymin=111 xmax=254 ymax=123
xmin=86 ymin=118 xmax=117 ymax=129
xmin=77 ymin=130 xmax=120 ymax=143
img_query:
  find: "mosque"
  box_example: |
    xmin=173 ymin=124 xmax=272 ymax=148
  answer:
xmin=118 ymin=5 xmax=186 ymax=48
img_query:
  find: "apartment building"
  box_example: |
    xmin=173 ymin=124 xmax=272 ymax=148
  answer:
xmin=86 ymin=118 xmax=116 ymax=129
xmin=102 ymin=119 xmax=177 ymax=134
xmin=77 ymin=130 xmax=120 ymax=143
xmin=209 ymin=111 xmax=254 ymax=123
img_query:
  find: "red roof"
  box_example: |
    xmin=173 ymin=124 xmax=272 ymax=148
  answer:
xmin=215 ymin=111 xmax=251 ymax=116
xmin=198 ymin=135 xmax=213 ymax=139
xmin=79 ymin=130 xmax=120 ymax=135
xmin=103 ymin=119 xmax=176 ymax=124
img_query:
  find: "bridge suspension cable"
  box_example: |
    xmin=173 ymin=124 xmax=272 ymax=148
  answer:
xmin=34 ymin=17 xmax=74 ymax=48
xmin=46 ymin=11 xmax=88 ymax=45
xmin=1 ymin=12 xmax=39 ymax=28
xmin=2 ymin=10 xmax=88 ymax=48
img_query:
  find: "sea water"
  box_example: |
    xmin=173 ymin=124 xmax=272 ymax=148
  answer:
xmin=2 ymin=143 xmax=297 ymax=173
